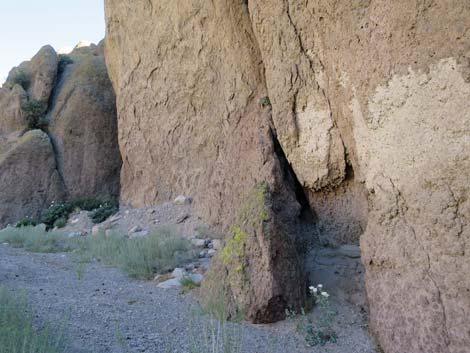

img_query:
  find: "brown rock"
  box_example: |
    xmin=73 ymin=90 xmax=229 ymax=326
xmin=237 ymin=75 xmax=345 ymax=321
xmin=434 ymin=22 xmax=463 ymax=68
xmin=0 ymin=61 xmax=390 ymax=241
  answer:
xmin=0 ymin=84 xmax=27 ymax=135
xmin=104 ymin=0 xmax=306 ymax=322
xmin=0 ymin=130 xmax=65 ymax=226
xmin=248 ymin=1 xmax=470 ymax=352
xmin=104 ymin=0 xmax=470 ymax=351
xmin=0 ymin=43 xmax=121 ymax=227
xmin=47 ymin=46 xmax=121 ymax=200
xmin=6 ymin=45 xmax=58 ymax=104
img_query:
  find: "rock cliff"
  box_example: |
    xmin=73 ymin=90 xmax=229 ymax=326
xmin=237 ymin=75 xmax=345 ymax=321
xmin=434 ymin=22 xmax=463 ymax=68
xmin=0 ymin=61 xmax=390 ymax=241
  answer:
xmin=104 ymin=1 xmax=469 ymax=352
xmin=0 ymin=43 xmax=121 ymax=226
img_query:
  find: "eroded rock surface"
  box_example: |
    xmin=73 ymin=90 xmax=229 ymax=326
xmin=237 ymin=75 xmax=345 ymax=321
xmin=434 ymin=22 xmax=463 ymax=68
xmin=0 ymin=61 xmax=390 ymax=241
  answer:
xmin=48 ymin=44 xmax=121 ymax=199
xmin=104 ymin=1 xmax=469 ymax=351
xmin=0 ymin=130 xmax=64 ymax=225
xmin=0 ymin=43 xmax=121 ymax=227
xmin=104 ymin=0 xmax=306 ymax=322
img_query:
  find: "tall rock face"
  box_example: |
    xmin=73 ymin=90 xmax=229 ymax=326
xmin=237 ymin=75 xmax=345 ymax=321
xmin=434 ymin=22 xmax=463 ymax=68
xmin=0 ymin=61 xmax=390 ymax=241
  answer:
xmin=105 ymin=0 xmax=470 ymax=351
xmin=104 ymin=0 xmax=306 ymax=322
xmin=246 ymin=2 xmax=470 ymax=353
xmin=0 ymin=43 xmax=121 ymax=227
xmin=47 ymin=45 xmax=121 ymax=199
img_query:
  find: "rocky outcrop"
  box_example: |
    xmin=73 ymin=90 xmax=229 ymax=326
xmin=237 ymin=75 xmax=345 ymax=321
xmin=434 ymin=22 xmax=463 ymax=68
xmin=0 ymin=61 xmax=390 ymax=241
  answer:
xmin=246 ymin=2 xmax=470 ymax=352
xmin=104 ymin=0 xmax=306 ymax=322
xmin=104 ymin=1 xmax=469 ymax=352
xmin=0 ymin=43 xmax=121 ymax=227
xmin=0 ymin=130 xmax=64 ymax=226
xmin=47 ymin=45 xmax=121 ymax=199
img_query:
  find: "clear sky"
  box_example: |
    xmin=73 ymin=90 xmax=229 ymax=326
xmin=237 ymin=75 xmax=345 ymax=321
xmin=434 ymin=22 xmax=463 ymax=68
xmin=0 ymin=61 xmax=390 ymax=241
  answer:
xmin=0 ymin=1 xmax=105 ymax=83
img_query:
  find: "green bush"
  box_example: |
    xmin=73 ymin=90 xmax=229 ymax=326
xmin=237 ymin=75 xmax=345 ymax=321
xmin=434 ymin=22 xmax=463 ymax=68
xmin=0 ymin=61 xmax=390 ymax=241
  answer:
xmin=41 ymin=203 xmax=73 ymax=230
xmin=0 ymin=227 xmax=70 ymax=253
xmin=54 ymin=217 xmax=67 ymax=229
xmin=0 ymin=286 xmax=69 ymax=353
xmin=15 ymin=217 xmax=38 ymax=228
xmin=90 ymin=202 xmax=118 ymax=224
xmin=10 ymin=70 xmax=30 ymax=90
xmin=21 ymin=99 xmax=47 ymax=130
xmin=41 ymin=199 xmax=118 ymax=230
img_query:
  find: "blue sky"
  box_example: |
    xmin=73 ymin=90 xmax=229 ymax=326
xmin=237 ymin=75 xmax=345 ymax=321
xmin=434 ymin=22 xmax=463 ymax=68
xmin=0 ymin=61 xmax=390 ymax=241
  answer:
xmin=0 ymin=1 xmax=105 ymax=83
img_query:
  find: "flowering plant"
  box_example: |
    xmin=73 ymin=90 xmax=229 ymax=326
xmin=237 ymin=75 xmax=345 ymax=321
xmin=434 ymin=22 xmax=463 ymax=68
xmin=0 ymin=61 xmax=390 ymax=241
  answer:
xmin=303 ymin=284 xmax=337 ymax=346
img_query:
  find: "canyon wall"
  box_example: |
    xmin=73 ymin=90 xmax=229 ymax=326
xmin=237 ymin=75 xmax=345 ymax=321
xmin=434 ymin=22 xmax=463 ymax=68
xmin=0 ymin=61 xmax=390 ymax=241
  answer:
xmin=104 ymin=1 xmax=470 ymax=352
xmin=0 ymin=43 xmax=121 ymax=226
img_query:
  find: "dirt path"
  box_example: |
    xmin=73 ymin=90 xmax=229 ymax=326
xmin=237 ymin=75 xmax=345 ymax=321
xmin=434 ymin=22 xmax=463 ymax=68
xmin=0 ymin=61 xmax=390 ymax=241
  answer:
xmin=0 ymin=244 xmax=377 ymax=353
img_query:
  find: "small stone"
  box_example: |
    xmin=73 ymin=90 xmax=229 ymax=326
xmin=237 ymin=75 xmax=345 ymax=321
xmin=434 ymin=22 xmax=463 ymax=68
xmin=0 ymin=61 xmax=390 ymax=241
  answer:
xmin=157 ymin=278 xmax=182 ymax=289
xmin=189 ymin=273 xmax=203 ymax=285
xmin=154 ymin=219 xmax=160 ymax=224
xmin=199 ymin=250 xmax=208 ymax=258
xmin=129 ymin=226 xmax=143 ymax=233
xmin=199 ymin=258 xmax=211 ymax=270
xmin=173 ymin=195 xmax=189 ymax=205
xmin=212 ymin=239 xmax=223 ymax=251
xmin=185 ymin=263 xmax=196 ymax=271
xmin=207 ymin=249 xmax=216 ymax=258
xmin=191 ymin=239 xmax=207 ymax=248
xmin=71 ymin=218 xmax=79 ymax=224
xmin=171 ymin=268 xmax=186 ymax=279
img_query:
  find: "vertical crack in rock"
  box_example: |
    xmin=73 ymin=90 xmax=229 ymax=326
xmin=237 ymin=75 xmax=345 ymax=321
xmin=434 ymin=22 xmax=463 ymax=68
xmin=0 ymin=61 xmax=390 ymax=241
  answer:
xmin=270 ymin=126 xmax=314 ymax=226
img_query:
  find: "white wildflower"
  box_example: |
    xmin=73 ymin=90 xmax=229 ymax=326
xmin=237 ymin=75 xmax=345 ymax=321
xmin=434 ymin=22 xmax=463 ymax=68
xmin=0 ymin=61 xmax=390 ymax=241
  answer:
xmin=317 ymin=284 xmax=323 ymax=289
xmin=321 ymin=291 xmax=329 ymax=298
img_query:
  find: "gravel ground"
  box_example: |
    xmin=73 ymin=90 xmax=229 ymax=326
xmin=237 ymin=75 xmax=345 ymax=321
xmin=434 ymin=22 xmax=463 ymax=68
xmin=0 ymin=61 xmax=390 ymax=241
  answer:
xmin=0 ymin=243 xmax=378 ymax=353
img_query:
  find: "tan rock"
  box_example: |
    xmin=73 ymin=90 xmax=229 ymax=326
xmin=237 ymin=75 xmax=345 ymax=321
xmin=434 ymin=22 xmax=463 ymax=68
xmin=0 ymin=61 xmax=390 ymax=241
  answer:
xmin=6 ymin=45 xmax=58 ymax=104
xmin=248 ymin=1 xmax=470 ymax=352
xmin=47 ymin=46 xmax=121 ymax=200
xmin=0 ymin=130 xmax=65 ymax=226
xmin=104 ymin=0 xmax=470 ymax=350
xmin=104 ymin=0 xmax=306 ymax=322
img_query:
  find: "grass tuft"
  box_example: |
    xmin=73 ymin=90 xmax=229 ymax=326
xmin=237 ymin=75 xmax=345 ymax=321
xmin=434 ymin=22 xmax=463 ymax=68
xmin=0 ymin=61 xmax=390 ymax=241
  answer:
xmin=79 ymin=228 xmax=196 ymax=279
xmin=0 ymin=286 xmax=68 ymax=353
xmin=0 ymin=227 xmax=70 ymax=253
xmin=0 ymin=226 xmax=196 ymax=281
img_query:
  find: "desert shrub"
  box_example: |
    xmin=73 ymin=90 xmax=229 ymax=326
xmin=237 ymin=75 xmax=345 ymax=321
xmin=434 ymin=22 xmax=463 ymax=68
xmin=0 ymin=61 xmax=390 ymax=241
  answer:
xmin=89 ymin=202 xmax=118 ymax=224
xmin=10 ymin=70 xmax=30 ymax=90
xmin=0 ymin=227 xmax=70 ymax=253
xmin=0 ymin=286 xmax=68 ymax=353
xmin=21 ymin=99 xmax=47 ymax=130
xmin=54 ymin=217 xmax=67 ymax=229
xmin=58 ymin=55 xmax=73 ymax=74
xmin=77 ymin=228 xmax=196 ymax=280
xmin=15 ymin=217 xmax=38 ymax=228
xmin=41 ymin=199 xmax=118 ymax=230
xmin=41 ymin=203 xmax=73 ymax=230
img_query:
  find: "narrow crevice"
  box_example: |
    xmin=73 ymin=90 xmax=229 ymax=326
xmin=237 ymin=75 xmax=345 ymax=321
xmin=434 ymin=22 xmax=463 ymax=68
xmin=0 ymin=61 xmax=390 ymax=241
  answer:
xmin=269 ymin=127 xmax=315 ymax=225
